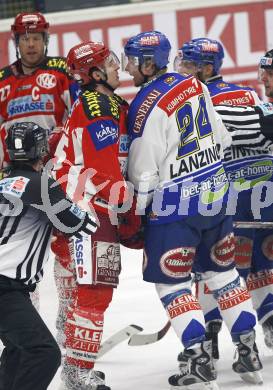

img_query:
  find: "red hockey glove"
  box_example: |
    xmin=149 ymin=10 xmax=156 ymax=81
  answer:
xmin=51 ymin=230 xmax=71 ymax=264
xmin=48 ymin=127 xmax=63 ymax=157
xmin=118 ymin=197 xmax=144 ymax=249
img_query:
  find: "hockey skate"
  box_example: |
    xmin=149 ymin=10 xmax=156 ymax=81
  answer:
xmin=169 ymin=340 xmax=219 ymax=390
xmin=262 ymin=315 xmax=273 ymax=349
xmin=177 ymin=320 xmax=222 ymax=366
xmin=232 ymin=330 xmax=263 ymax=385
xmin=60 ymin=362 xmax=111 ymax=390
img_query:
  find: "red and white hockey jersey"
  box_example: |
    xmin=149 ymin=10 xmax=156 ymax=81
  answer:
xmin=53 ymin=88 xmax=129 ymax=215
xmin=0 ymin=57 xmax=76 ymax=166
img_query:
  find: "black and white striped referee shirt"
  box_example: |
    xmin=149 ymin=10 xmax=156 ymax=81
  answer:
xmin=0 ymin=163 xmax=94 ymax=286
xmin=215 ymin=104 xmax=273 ymax=151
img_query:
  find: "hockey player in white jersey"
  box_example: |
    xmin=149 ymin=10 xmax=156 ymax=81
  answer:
xmin=174 ymin=40 xmax=273 ymax=364
xmin=122 ymin=31 xmax=263 ymax=389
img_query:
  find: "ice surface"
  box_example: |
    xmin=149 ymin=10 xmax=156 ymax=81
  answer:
xmin=39 ymin=247 xmax=273 ymax=390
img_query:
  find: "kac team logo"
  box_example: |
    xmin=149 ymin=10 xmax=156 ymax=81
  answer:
xmin=36 ymin=73 xmax=57 ymax=89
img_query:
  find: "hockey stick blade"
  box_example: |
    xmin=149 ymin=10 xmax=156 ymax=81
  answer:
xmin=97 ymin=324 xmax=143 ymax=358
xmin=233 ymin=221 xmax=273 ymax=229
xmin=128 ymin=320 xmax=171 ymax=346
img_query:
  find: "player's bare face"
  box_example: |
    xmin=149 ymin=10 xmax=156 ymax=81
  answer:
xmin=103 ymin=52 xmax=121 ymax=90
xmin=105 ymin=63 xmax=121 ymax=90
xmin=260 ymin=69 xmax=273 ymax=98
xmin=18 ymin=32 xmax=45 ymax=68
xmin=177 ymin=60 xmax=199 ymax=77
xmin=125 ymin=62 xmax=143 ymax=87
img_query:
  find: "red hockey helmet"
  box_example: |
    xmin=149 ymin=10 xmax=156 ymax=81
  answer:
xmin=66 ymin=41 xmax=114 ymax=85
xmin=11 ymin=12 xmax=49 ymax=40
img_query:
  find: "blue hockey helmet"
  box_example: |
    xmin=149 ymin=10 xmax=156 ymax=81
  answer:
xmin=123 ymin=31 xmax=171 ymax=70
xmin=178 ymin=38 xmax=224 ymax=74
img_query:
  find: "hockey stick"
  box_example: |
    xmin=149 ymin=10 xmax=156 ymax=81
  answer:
xmin=128 ymin=320 xmax=171 ymax=346
xmin=233 ymin=221 xmax=273 ymax=229
xmin=97 ymin=324 xmax=143 ymax=358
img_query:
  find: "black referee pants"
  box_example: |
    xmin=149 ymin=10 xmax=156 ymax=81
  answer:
xmin=0 ymin=278 xmax=61 ymax=390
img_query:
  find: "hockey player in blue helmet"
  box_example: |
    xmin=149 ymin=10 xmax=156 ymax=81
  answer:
xmin=174 ymin=37 xmax=265 ymax=385
xmin=174 ymin=37 xmax=224 ymax=82
xmin=175 ymin=37 xmax=260 ymax=104
xmin=122 ymin=30 xmax=171 ymax=86
xmin=123 ymin=31 xmax=262 ymax=388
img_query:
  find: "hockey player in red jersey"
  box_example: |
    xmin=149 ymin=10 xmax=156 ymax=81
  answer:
xmin=0 ymin=12 xmax=77 ymax=163
xmin=0 ymin=11 xmax=79 ymax=349
xmin=175 ymin=38 xmax=273 ymax=376
xmin=52 ymin=40 xmax=130 ymax=390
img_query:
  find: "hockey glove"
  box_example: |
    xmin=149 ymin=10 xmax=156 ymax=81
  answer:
xmin=48 ymin=127 xmax=64 ymax=157
xmin=255 ymin=103 xmax=273 ymax=140
xmin=118 ymin=197 xmax=144 ymax=249
xmin=51 ymin=229 xmax=71 ymax=260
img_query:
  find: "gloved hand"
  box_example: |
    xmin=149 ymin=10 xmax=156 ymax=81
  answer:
xmin=118 ymin=197 xmax=144 ymax=249
xmin=51 ymin=229 xmax=71 ymax=260
xmin=48 ymin=127 xmax=64 ymax=157
xmin=254 ymin=103 xmax=273 ymax=140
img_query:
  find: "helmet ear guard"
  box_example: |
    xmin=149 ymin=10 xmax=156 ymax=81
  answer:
xmin=6 ymin=122 xmax=49 ymax=161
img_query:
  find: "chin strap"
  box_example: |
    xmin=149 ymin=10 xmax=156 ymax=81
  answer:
xmin=98 ymin=79 xmax=115 ymax=93
xmin=138 ymin=65 xmax=149 ymax=84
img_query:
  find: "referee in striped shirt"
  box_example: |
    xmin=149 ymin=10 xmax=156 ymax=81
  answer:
xmin=0 ymin=122 xmax=97 ymax=390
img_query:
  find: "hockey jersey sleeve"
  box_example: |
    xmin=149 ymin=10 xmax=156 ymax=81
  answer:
xmin=214 ymin=104 xmax=273 ymax=150
xmin=80 ymin=116 xmax=129 ymax=206
xmin=43 ymin=174 xmax=97 ymax=236
xmin=128 ymin=106 xmax=167 ymax=209
xmin=0 ymin=169 xmax=97 ymax=237
xmin=69 ymin=111 xmax=129 ymax=206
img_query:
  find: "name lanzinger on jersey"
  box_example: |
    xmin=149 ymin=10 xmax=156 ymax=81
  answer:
xmin=170 ymin=144 xmax=220 ymax=178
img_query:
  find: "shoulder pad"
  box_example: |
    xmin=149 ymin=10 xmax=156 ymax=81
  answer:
xmin=44 ymin=56 xmax=68 ymax=74
xmin=0 ymin=65 xmax=13 ymax=81
xmin=81 ymin=90 xmax=121 ymax=121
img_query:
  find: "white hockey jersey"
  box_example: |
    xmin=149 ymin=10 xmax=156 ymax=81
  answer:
xmin=128 ymin=73 xmax=230 ymax=224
